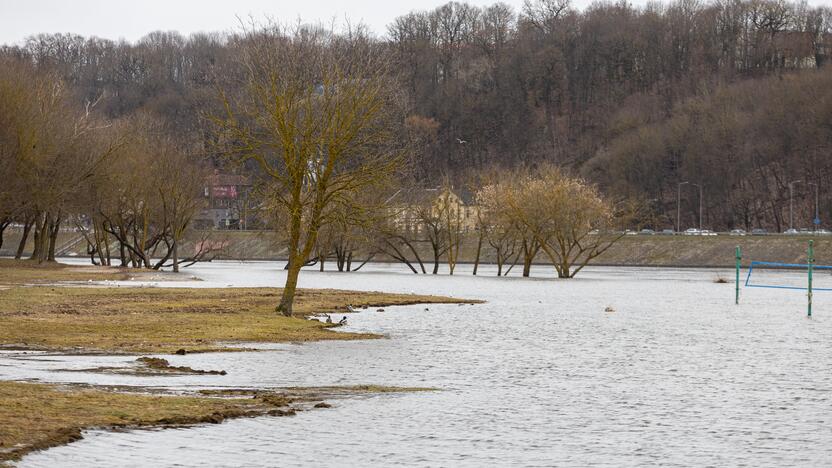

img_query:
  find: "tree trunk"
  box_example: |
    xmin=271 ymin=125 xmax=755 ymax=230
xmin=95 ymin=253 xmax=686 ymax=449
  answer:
xmin=93 ymin=224 xmax=105 ymax=265
xmin=172 ymin=240 xmax=179 ymax=273
xmin=31 ymin=213 xmax=50 ymax=263
xmin=560 ymin=261 xmax=570 ymax=279
xmin=472 ymin=232 xmax=483 ymax=275
xmin=521 ymin=239 xmax=538 ymax=277
xmin=277 ymin=258 xmax=301 ymax=316
xmin=31 ymin=219 xmax=41 ymax=261
xmin=120 ymin=241 xmax=127 ymax=267
xmin=522 ymin=256 xmax=532 ymax=277
xmin=47 ymin=214 xmax=61 ymax=262
xmin=431 ymin=242 xmax=440 ymax=274
xmin=505 ymin=251 xmax=521 ymax=276
xmin=16 ymin=217 xmax=34 ymax=259
xmin=87 ymin=241 xmax=99 ymax=265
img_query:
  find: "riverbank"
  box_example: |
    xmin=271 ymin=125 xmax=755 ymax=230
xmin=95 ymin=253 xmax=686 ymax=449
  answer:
xmin=7 ymin=230 xmax=832 ymax=269
xmin=0 ymin=286 xmax=471 ymax=354
xmin=0 ymin=258 xmax=185 ymax=286
xmin=0 ymin=381 xmax=430 ymax=463
xmin=0 ymin=260 xmax=472 ymax=354
xmin=0 ymin=261 xmax=470 ymax=463
xmin=0 ymin=381 xmax=292 ymax=462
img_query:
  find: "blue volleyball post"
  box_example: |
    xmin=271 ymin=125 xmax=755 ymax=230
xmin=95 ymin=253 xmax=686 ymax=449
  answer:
xmin=735 ymin=246 xmax=741 ymax=305
xmin=808 ymin=240 xmax=814 ymax=318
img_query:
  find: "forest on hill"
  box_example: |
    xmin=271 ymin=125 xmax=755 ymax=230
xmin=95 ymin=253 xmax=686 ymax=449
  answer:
xmin=1 ymin=0 xmax=831 ymax=231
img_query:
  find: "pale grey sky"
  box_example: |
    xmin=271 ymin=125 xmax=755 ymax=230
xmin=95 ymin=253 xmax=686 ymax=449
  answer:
xmin=1 ymin=0 xmax=831 ymax=46
xmin=0 ymin=0 xmax=521 ymax=45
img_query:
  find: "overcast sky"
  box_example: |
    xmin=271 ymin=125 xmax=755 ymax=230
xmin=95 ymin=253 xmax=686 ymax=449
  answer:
xmin=2 ymin=0 xmax=832 ymax=46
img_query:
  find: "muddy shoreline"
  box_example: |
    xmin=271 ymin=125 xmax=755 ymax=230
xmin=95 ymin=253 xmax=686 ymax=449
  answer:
xmin=0 ymin=379 xmax=433 ymax=463
xmin=0 ymin=261 xmax=467 ymax=464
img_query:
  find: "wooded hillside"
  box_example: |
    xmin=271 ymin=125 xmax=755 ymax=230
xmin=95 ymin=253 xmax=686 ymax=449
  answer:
xmin=1 ymin=0 xmax=831 ymax=230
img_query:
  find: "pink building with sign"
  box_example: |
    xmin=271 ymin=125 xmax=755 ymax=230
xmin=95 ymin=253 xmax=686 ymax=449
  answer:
xmin=194 ymin=171 xmax=253 ymax=230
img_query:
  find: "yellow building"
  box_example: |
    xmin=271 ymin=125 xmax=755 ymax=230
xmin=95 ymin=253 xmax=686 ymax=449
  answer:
xmin=387 ymin=187 xmax=480 ymax=234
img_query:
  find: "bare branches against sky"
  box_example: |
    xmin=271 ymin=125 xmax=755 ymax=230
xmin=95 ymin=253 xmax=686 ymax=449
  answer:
xmin=4 ymin=0 xmax=828 ymax=46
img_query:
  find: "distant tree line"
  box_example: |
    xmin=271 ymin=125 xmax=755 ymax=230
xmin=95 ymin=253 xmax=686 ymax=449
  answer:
xmin=1 ymin=0 xmax=832 ymax=273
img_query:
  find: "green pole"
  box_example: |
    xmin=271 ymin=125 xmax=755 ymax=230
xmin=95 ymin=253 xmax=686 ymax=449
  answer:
xmin=735 ymin=246 xmax=741 ymax=305
xmin=808 ymin=240 xmax=814 ymax=318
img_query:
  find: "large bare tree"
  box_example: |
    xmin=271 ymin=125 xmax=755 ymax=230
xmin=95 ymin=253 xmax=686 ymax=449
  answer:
xmin=216 ymin=24 xmax=404 ymax=315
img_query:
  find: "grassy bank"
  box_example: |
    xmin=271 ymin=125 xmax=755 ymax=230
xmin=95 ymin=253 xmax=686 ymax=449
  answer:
xmin=0 ymin=381 xmax=429 ymax=463
xmin=0 ymin=258 xmax=158 ymax=286
xmin=0 ymin=381 xmax=293 ymax=462
xmin=594 ymin=234 xmax=832 ymax=267
xmin=7 ymin=229 xmax=832 ymax=268
xmin=0 ymin=259 xmax=472 ymax=354
xmin=0 ymin=286 xmax=470 ymax=354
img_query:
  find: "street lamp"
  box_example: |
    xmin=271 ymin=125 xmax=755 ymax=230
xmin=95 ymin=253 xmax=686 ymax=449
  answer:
xmin=808 ymin=182 xmax=819 ymax=231
xmin=692 ymin=183 xmax=703 ymax=231
xmin=789 ymin=180 xmax=802 ymax=231
xmin=677 ymin=181 xmax=689 ymax=234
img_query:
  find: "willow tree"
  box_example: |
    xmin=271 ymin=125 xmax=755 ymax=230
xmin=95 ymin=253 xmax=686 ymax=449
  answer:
xmin=476 ymin=183 xmax=520 ymax=276
xmin=216 ymin=24 xmax=403 ymax=315
xmin=508 ymin=165 xmax=624 ymax=278
xmin=479 ymin=165 xmax=625 ymax=278
xmin=0 ymin=57 xmax=120 ymax=263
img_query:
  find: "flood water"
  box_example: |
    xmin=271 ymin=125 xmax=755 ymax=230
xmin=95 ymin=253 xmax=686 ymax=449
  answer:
xmin=9 ymin=261 xmax=832 ymax=467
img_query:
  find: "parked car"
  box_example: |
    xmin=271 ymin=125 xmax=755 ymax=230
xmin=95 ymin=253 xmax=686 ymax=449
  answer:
xmin=700 ymin=229 xmax=717 ymax=236
xmin=639 ymin=229 xmax=656 ymax=235
xmin=661 ymin=229 xmax=675 ymax=235
xmin=751 ymin=228 xmax=768 ymax=235
xmin=729 ymin=229 xmax=747 ymax=236
xmin=624 ymin=229 xmax=637 ymax=236
xmin=815 ymin=229 xmax=831 ymax=235
xmin=684 ymin=228 xmax=700 ymax=236
xmin=784 ymin=228 xmax=799 ymax=235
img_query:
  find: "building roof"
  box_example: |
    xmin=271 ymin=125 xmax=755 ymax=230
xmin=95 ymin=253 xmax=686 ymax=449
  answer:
xmin=386 ymin=186 xmax=476 ymax=206
xmin=207 ymin=172 xmax=251 ymax=187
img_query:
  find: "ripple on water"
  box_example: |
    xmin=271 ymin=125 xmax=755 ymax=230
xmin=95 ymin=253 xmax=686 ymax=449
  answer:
xmin=13 ymin=261 xmax=832 ymax=467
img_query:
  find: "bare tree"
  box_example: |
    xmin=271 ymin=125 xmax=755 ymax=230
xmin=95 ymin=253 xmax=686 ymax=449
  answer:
xmin=507 ymin=165 xmax=625 ymax=278
xmin=215 ymin=23 xmax=404 ymax=315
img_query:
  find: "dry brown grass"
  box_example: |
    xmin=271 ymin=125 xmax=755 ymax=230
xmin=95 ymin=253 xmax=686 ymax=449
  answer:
xmin=0 ymin=381 xmax=297 ymax=462
xmin=0 ymin=259 xmax=181 ymax=286
xmin=0 ymin=381 xmax=435 ymax=462
xmin=0 ymin=286 xmax=469 ymax=353
xmin=0 ymin=260 xmax=474 ymax=353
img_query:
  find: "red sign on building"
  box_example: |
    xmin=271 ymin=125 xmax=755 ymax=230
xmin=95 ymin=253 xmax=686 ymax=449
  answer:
xmin=212 ymin=185 xmax=238 ymax=199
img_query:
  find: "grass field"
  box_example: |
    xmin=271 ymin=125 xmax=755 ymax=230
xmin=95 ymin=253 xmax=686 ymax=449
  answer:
xmin=0 ymin=285 xmax=470 ymax=353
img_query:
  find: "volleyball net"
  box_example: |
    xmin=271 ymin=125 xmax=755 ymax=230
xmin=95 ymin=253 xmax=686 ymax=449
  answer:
xmin=736 ymin=241 xmax=823 ymax=316
xmin=744 ymin=261 xmax=832 ymax=291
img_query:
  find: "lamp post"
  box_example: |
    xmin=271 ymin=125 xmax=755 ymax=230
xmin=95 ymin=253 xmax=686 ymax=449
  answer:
xmin=789 ymin=180 xmax=802 ymax=231
xmin=808 ymin=182 xmax=819 ymax=231
xmin=692 ymin=183 xmax=703 ymax=231
xmin=677 ymin=181 xmax=689 ymax=234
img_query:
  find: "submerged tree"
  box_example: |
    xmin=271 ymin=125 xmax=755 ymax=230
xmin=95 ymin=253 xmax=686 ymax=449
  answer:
xmin=511 ymin=165 xmax=626 ymax=278
xmin=216 ymin=24 xmax=404 ymax=316
xmin=478 ymin=165 xmax=626 ymax=278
